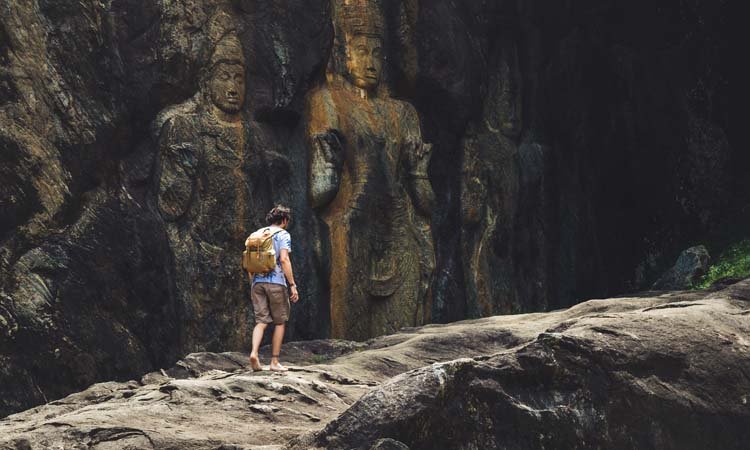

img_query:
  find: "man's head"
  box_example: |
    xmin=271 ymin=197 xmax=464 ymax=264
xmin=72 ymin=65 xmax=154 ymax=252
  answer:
xmin=266 ymin=205 xmax=292 ymax=228
xmin=345 ymin=34 xmax=383 ymax=92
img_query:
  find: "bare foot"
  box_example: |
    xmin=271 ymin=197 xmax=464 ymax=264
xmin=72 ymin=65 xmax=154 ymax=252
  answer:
xmin=249 ymin=354 xmax=262 ymax=372
xmin=269 ymin=361 xmax=288 ymax=372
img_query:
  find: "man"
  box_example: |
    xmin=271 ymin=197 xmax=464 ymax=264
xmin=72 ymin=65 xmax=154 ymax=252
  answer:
xmin=248 ymin=205 xmax=299 ymax=372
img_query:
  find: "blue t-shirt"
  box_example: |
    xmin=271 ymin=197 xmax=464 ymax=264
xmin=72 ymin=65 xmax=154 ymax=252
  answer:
xmin=252 ymin=227 xmax=292 ymax=287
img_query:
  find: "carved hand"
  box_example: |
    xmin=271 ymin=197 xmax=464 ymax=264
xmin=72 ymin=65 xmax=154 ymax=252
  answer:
xmin=460 ymin=175 xmax=486 ymax=225
xmin=460 ymin=148 xmax=487 ymax=225
xmin=309 ymin=130 xmax=345 ymax=208
xmin=411 ymin=178 xmax=435 ymax=217
xmin=408 ymin=142 xmax=434 ymax=217
xmin=417 ymin=142 xmax=432 ymax=159
xmin=316 ymin=131 xmax=344 ymax=168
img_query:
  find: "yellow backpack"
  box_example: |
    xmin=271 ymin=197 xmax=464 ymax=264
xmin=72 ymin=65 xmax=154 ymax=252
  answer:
xmin=242 ymin=227 xmax=283 ymax=274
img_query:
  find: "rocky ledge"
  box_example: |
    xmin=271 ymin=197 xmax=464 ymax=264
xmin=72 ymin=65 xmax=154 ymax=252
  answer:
xmin=2 ymin=280 xmax=749 ymax=450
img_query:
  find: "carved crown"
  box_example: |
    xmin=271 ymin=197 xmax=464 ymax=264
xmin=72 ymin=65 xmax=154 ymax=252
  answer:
xmin=210 ymin=33 xmax=245 ymax=68
xmin=333 ymin=0 xmax=385 ymax=39
xmin=203 ymin=7 xmax=245 ymax=70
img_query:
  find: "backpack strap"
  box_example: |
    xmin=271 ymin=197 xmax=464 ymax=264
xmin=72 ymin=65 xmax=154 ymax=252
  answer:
xmin=260 ymin=228 xmax=284 ymax=257
xmin=266 ymin=227 xmax=284 ymax=239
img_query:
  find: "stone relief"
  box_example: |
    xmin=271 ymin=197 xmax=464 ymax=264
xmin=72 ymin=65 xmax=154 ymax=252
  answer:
xmin=154 ymin=11 xmax=287 ymax=353
xmin=0 ymin=0 xmax=738 ymax=423
xmin=306 ymin=0 xmax=435 ymax=340
xmin=460 ymin=39 xmax=522 ymax=316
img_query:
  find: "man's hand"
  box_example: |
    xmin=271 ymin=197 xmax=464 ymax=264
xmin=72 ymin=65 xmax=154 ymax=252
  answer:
xmin=290 ymin=285 xmax=299 ymax=302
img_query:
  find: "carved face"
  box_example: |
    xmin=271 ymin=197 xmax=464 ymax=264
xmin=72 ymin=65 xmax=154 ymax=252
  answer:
xmin=345 ymin=35 xmax=383 ymax=91
xmin=485 ymin=47 xmax=522 ymax=138
xmin=497 ymin=68 xmax=521 ymax=137
xmin=208 ymin=62 xmax=246 ymax=114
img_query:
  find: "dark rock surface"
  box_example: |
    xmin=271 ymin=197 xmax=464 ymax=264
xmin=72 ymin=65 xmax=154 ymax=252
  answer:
xmin=1 ymin=279 xmax=749 ymax=449
xmin=0 ymin=0 xmax=743 ymax=417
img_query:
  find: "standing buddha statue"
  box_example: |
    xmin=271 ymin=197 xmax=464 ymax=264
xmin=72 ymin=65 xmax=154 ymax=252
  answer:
xmin=306 ymin=0 xmax=435 ymax=340
xmin=155 ymin=31 xmax=257 ymax=353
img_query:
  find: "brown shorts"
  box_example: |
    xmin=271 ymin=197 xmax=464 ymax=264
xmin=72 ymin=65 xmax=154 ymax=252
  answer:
xmin=251 ymin=282 xmax=290 ymax=324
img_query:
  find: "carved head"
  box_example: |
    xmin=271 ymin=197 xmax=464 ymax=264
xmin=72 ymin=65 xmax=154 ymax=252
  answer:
xmin=484 ymin=42 xmax=522 ymax=138
xmin=203 ymin=34 xmax=246 ymax=114
xmin=331 ymin=0 xmax=388 ymax=95
xmin=345 ymin=34 xmax=383 ymax=91
xmin=208 ymin=61 xmax=245 ymax=114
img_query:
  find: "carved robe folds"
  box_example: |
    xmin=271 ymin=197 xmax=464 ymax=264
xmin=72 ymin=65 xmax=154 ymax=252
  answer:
xmin=308 ymin=84 xmax=434 ymax=340
xmin=460 ymin=39 xmax=522 ymax=317
xmin=157 ymin=113 xmax=254 ymax=353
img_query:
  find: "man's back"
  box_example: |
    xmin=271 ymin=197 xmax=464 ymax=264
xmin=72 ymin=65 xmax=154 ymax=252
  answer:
xmin=253 ymin=226 xmax=291 ymax=287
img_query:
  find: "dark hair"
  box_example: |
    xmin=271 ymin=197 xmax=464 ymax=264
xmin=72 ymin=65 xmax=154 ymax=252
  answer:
xmin=266 ymin=205 xmax=292 ymax=225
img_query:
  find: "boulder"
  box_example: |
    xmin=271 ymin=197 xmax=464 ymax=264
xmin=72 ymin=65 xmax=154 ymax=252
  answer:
xmin=652 ymin=245 xmax=710 ymax=290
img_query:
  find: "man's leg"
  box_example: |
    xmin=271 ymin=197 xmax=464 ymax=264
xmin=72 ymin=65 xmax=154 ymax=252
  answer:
xmin=250 ymin=283 xmax=272 ymax=371
xmin=249 ymin=322 xmax=267 ymax=370
xmin=268 ymin=284 xmax=291 ymax=372
xmin=269 ymin=323 xmax=287 ymax=371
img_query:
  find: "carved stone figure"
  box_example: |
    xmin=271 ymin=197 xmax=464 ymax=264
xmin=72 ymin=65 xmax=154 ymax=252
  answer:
xmin=306 ymin=0 xmax=435 ymax=340
xmin=460 ymin=40 xmax=522 ymax=316
xmin=155 ymin=30 xmax=260 ymax=353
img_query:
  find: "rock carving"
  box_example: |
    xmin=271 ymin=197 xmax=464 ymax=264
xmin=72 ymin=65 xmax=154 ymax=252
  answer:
xmin=306 ymin=0 xmax=435 ymax=339
xmin=460 ymin=39 xmax=522 ymax=316
xmin=155 ymin=24 xmax=256 ymax=353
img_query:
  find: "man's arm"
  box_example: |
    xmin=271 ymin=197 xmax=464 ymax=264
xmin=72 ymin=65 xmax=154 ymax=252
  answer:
xmin=278 ymin=248 xmax=299 ymax=302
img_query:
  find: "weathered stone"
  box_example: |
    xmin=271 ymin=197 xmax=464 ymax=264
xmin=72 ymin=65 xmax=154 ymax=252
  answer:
xmin=368 ymin=438 xmax=410 ymax=450
xmin=652 ymin=245 xmax=710 ymax=290
xmin=153 ymin=10 xmax=289 ymax=353
xmin=2 ymin=279 xmax=749 ymax=449
xmin=460 ymin=36 xmax=522 ymax=317
xmin=0 ymin=0 xmax=742 ymax=420
xmin=306 ymin=0 xmax=434 ymax=340
xmin=289 ymin=279 xmax=750 ymax=450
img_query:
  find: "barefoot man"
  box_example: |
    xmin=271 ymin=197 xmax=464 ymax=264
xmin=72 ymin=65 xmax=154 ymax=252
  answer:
xmin=249 ymin=205 xmax=299 ymax=371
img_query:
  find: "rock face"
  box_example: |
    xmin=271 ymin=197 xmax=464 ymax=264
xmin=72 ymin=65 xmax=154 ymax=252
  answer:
xmin=0 ymin=0 xmax=742 ymax=416
xmin=2 ymin=279 xmax=749 ymax=449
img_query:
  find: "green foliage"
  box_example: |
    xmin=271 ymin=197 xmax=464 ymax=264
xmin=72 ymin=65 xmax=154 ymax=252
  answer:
xmin=695 ymin=239 xmax=750 ymax=289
